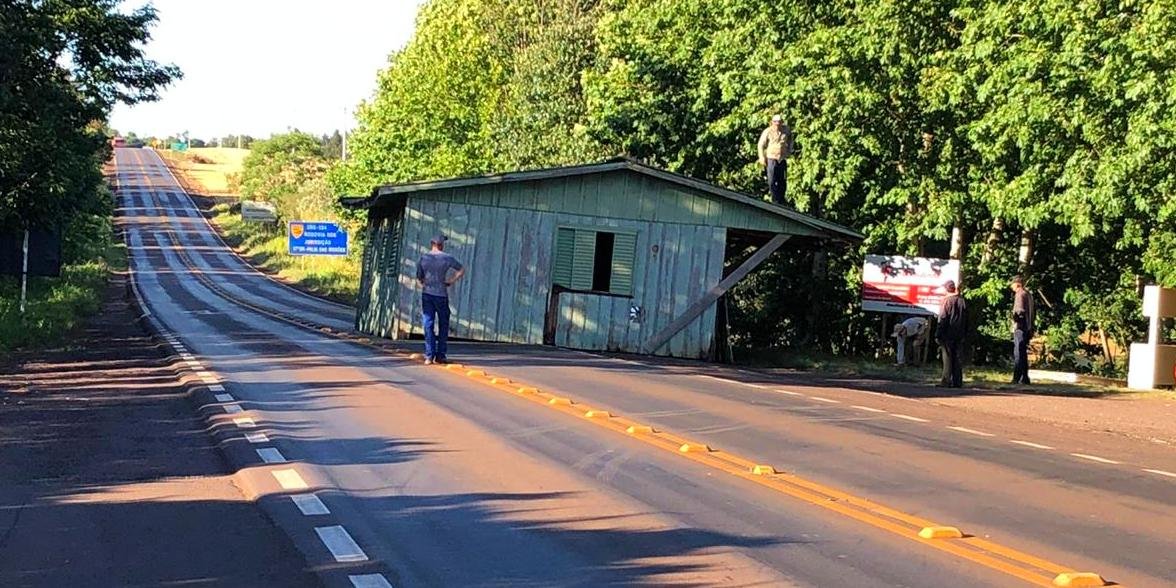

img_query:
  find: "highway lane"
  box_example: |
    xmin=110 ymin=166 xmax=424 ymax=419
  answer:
xmin=113 ymin=148 xmax=1172 ymax=586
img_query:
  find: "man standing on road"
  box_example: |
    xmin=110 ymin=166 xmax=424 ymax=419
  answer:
xmin=416 ymin=234 xmax=465 ymax=365
xmin=892 ymin=316 xmax=929 ymax=366
xmin=1011 ymin=275 xmax=1035 ymax=385
xmin=936 ymin=281 xmax=967 ymax=387
xmin=757 ymin=114 xmax=793 ymax=204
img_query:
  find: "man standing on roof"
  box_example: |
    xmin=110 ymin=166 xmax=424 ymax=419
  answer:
xmin=758 ymin=114 xmax=794 ymax=204
xmin=416 ymin=234 xmax=465 ymax=365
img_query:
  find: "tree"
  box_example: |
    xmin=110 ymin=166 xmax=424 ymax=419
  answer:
xmin=240 ymin=131 xmax=328 ymax=210
xmin=0 ymin=0 xmax=180 ymax=232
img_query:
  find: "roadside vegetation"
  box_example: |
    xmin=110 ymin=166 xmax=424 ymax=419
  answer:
xmin=163 ymin=132 xmax=362 ymax=304
xmin=0 ymin=1 xmax=177 ymax=353
xmin=328 ymin=0 xmax=1176 ymax=378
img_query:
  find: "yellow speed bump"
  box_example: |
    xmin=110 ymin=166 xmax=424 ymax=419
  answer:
xmin=516 ymin=386 xmax=539 ymax=395
xmin=490 ymin=377 xmax=512 ymax=385
xmin=583 ymin=410 xmax=612 ymax=419
xmin=626 ymin=425 xmax=655 ymax=435
xmin=678 ymin=443 xmax=712 ymax=453
xmin=465 ymin=369 xmax=486 ymax=377
xmin=445 ymin=364 xmax=465 ymax=371
xmin=918 ymin=526 xmax=964 ymax=540
xmin=1052 ymin=572 xmax=1107 ymax=587
xmin=751 ymin=465 xmax=778 ymax=475
xmin=547 ymin=397 xmax=573 ymax=406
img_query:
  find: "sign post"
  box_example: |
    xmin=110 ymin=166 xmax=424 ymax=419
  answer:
xmin=287 ymin=221 xmax=348 ymax=256
xmin=19 ymin=229 xmax=28 ymax=315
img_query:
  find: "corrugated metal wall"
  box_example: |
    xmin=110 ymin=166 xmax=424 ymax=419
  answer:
xmin=355 ymin=209 xmax=403 ymax=338
xmin=390 ymin=198 xmax=726 ymax=358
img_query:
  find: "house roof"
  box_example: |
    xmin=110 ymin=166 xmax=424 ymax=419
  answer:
xmin=339 ymin=157 xmax=863 ymax=242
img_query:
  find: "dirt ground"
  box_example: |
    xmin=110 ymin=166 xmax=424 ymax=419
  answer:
xmin=0 ymin=274 xmax=316 ymax=587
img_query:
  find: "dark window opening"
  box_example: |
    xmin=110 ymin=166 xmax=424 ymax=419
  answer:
xmin=592 ymin=231 xmax=615 ymax=292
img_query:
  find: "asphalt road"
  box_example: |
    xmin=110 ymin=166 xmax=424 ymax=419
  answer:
xmin=114 ymin=148 xmax=1176 ymax=587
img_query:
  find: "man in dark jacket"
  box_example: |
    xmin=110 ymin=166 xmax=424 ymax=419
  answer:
xmin=936 ymin=280 xmax=967 ymax=387
xmin=1010 ymin=275 xmax=1035 ymax=385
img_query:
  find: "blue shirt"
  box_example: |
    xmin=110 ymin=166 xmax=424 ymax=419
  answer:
xmin=416 ymin=251 xmax=463 ymax=298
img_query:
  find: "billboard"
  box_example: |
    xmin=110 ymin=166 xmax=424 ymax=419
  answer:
xmin=862 ymin=255 xmax=960 ymax=316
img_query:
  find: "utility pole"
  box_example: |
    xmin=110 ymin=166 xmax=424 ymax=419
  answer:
xmin=342 ymin=106 xmax=349 ymax=161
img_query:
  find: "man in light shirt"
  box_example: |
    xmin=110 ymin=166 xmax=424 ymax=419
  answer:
xmin=757 ymin=114 xmax=794 ymax=204
xmin=892 ymin=316 xmax=930 ymax=366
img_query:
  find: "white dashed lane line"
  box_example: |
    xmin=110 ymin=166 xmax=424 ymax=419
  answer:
xmin=233 ymin=417 xmax=256 ymax=428
xmin=1009 ymin=440 xmax=1054 ymax=450
xmin=273 ymin=468 xmax=309 ymax=490
xmin=291 ymin=494 xmax=330 ymax=515
xmin=1143 ymin=468 xmax=1176 ymax=479
xmin=315 ymin=525 xmax=368 ymax=562
xmin=947 ymin=426 xmax=995 ymax=437
xmin=890 ymin=413 xmax=929 ymax=422
xmin=208 ymin=384 xmax=225 ymax=392
xmin=245 ymin=432 xmax=270 ymax=444
xmin=776 ymin=390 xmax=804 ymax=396
xmin=851 ymin=405 xmax=887 ymax=414
xmin=214 ymin=394 xmax=234 ymax=402
xmin=350 ymin=573 xmax=394 ymax=588
xmin=223 ymin=404 xmax=244 ymax=414
xmin=1071 ymin=453 xmax=1121 ymax=465
xmin=810 ymin=396 xmax=840 ymax=404
xmin=256 ymin=448 xmax=286 ymax=464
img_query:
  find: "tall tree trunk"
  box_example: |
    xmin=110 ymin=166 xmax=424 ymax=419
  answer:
xmin=980 ymin=217 xmax=1004 ymax=268
xmin=1017 ymin=228 xmax=1035 ymax=274
xmin=949 ymin=224 xmax=965 ymax=259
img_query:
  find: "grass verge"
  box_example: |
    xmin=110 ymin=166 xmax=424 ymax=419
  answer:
xmin=210 ymin=204 xmax=360 ymax=305
xmin=0 ymin=237 xmax=126 ymax=353
xmin=735 ymin=348 xmax=1154 ymax=398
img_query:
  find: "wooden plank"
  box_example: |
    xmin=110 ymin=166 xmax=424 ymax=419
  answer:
xmin=529 ymin=212 xmax=556 ymax=344
xmin=644 ymin=233 xmax=791 ymax=354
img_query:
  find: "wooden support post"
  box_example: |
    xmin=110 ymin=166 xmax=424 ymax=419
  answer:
xmin=643 ymin=234 xmax=791 ymax=354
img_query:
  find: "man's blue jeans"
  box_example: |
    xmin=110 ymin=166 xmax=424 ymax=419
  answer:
xmin=422 ymin=293 xmax=451 ymax=360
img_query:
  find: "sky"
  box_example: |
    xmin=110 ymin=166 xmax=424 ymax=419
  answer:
xmin=109 ymin=0 xmax=426 ymax=141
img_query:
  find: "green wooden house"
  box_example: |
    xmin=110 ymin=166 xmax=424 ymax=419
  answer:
xmin=341 ymin=158 xmax=861 ymax=359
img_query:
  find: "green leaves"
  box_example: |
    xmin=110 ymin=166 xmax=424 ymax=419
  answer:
xmin=335 ymin=0 xmax=1175 ymax=365
xmin=0 ymin=0 xmax=179 ymax=231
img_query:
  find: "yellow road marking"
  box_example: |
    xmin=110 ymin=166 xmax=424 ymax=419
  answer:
xmin=160 ymin=229 xmax=1107 ymax=588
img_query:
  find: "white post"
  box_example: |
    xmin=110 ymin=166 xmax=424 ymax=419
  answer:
xmin=19 ymin=229 xmax=29 ymax=315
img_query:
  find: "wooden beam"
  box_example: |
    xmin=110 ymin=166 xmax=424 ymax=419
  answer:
xmin=643 ymin=234 xmax=791 ymax=354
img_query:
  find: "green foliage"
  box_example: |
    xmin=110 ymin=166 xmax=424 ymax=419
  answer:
xmin=336 ymin=0 xmax=1175 ymax=374
xmin=0 ymin=0 xmax=180 ymax=231
xmin=211 ymin=204 xmax=360 ymax=304
xmin=240 ymin=131 xmax=328 ymax=206
xmin=0 ymin=221 xmax=119 ymax=351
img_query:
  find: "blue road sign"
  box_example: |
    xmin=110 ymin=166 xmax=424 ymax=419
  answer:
xmin=288 ymin=221 xmax=348 ymax=256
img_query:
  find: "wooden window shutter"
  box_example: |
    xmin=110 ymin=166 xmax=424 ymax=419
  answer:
xmin=570 ymin=229 xmax=597 ymax=290
xmin=552 ymin=227 xmax=575 ymax=287
xmin=610 ymin=232 xmax=636 ymax=295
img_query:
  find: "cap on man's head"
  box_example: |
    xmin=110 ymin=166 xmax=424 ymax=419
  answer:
xmin=1011 ymin=275 xmax=1024 ymax=286
xmin=943 ymin=280 xmax=957 ymax=292
xmin=771 ymin=114 xmax=783 ymax=122
xmin=430 ymin=233 xmax=448 ymax=245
